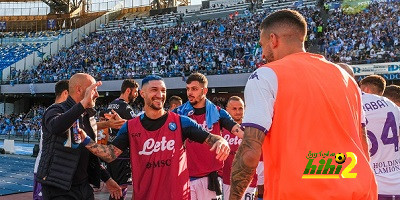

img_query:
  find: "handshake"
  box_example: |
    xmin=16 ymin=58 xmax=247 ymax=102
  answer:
xmin=65 ymin=110 xmax=126 ymax=148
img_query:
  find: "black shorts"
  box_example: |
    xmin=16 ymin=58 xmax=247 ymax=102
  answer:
xmin=42 ymin=181 xmax=94 ymax=200
xmin=106 ymin=149 xmax=132 ymax=185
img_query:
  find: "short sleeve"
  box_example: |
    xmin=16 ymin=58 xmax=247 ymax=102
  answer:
xmin=242 ymin=67 xmax=278 ymax=134
xmin=111 ymin=122 xmax=129 ymax=151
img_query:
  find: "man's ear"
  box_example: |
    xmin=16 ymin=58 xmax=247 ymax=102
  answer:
xmin=125 ymin=88 xmax=131 ymax=95
xmin=203 ymin=87 xmax=208 ymax=95
xmin=63 ymin=90 xmax=69 ymax=97
xmin=270 ymin=33 xmax=278 ymax=48
xmin=140 ymin=89 xmax=145 ymax=98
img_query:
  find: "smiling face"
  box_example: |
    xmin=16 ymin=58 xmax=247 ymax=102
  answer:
xmin=140 ymin=80 xmax=166 ymax=111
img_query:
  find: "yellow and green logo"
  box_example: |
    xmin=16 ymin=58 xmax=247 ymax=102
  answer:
xmin=302 ymin=151 xmax=357 ymax=179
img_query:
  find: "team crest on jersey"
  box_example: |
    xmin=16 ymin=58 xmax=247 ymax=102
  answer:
xmin=168 ymin=122 xmax=177 ymax=131
xmin=249 ymin=71 xmax=259 ymax=80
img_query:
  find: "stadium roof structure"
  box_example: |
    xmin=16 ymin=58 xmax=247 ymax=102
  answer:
xmin=40 ymin=0 xmax=82 ymax=14
xmin=0 ymin=0 xmax=84 ymax=15
xmin=152 ymin=0 xmax=190 ymax=9
xmin=0 ymin=0 xmax=37 ymax=1
xmin=0 ymin=0 xmax=190 ymax=15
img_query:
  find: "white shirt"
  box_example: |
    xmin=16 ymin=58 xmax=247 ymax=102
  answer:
xmin=242 ymin=67 xmax=277 ymax=133
xmin=362 ymin=93 xmax=400 ymax=195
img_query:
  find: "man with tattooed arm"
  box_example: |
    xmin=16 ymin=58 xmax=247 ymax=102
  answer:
xmin=230 ymin=9 xmax=377 ymax=200
xmin=79 ymin=75 xmax=230 ymax=200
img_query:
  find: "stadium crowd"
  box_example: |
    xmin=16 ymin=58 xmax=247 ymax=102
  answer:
xmin=0 ymin=101 xmax=146 ymax=139
xmin=0 ymin=105 xmax=44 ymax=138
xmin=0 ymin=30 xmax=72 ymax=73
xmin=0 ymin=30 xmax=71 ymax=39
xmin=322 ymin=1 xmax=400 ymax=63
xmin=7 ymin=6 xmax=322 ymax=84
xmin=1 ymin=4 xmax=400 ymax=198
xmin=2 ymin=1 xmax=400 ymax=84
xmin=2 ymin=1 xmax=400 ymax=136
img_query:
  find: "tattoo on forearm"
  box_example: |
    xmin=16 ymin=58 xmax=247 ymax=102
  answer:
xmin=86 ymin=139 xmax=122 ymax=163
xmin=230 ymin=127 xmax=265 ymax=200
xmin=231 ymin=124 xmax=244 ymax=138
xmin=205 ymin=134 xmax=220 ymax=146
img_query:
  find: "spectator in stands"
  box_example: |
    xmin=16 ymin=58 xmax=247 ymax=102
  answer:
xmin=324 ymin=1 xmax=400 ymax=64
xmin=9 ymin=9 xmax=270 ymax=83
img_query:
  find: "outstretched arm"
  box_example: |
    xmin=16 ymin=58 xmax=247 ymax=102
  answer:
xmin=97 ymin=110 xmax=127 ymax=130
xmin=230 ymin=67 xmax=276 ymax=199
xmin=204 ymin=133 xmax=230 ymax=161
xmin=79 ymin=129 xmax=123 ymax=163
xmin=230 ymin=127 xmax=265 ymax=200
xmin=96 ymin=119 xmax=126 ymax=130
xmin=85 ymin=139 xmax=123 ymax=163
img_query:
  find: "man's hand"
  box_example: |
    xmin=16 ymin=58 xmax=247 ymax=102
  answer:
xmin=205 ymin=134 xmax=230 ymax=161
xmin=105 ymin=178 xmax=122 ymax=199
xmin=105 ymin=110 xmax=124 ymax=121
xmin=231 ymin=124 xmax=244 ymax=138
xmin=80 ymin=81 xmax=102 ymax=109
xmin=105 ymin=110 xmax=127 ymax=129
xmin=78 ymin=128 xmax=87 ymax=140
xmin=107 ymin=118 xmax=126 ymax=130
